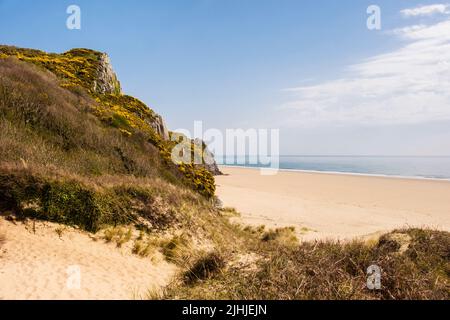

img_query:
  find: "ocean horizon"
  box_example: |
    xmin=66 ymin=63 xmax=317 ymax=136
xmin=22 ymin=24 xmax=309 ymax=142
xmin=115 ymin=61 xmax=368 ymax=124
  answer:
xmin=217 ymin=155 xmax=450 ymax=180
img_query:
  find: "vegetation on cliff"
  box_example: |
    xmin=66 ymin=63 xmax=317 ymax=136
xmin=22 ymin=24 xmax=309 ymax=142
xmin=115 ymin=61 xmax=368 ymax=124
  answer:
xmin=0 ymin=45 xmax=216 ymax=198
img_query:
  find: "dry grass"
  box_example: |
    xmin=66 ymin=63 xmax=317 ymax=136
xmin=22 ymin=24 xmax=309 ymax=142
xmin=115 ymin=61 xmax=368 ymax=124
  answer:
xmin=54 ymin=227 xmax=65 ymax=238
xmin=132 ymin=240 xmax=155 ymax=257
xmin=132 ymin=233 xmax=160 ymax=257
xmin=0 ymin=57 xmax=172 ymax=179
xmin=103 ymin=227 xmax=133 ymax=248
xmin=161 ymin=234 xmax=192 ymax=265
xmin=262 ymin=226 xmax=298 ymax=246
xmin=183 ymin=251 xmax=226 ymax=284
xmin=161 ymin=228 xmax=450 ymax=300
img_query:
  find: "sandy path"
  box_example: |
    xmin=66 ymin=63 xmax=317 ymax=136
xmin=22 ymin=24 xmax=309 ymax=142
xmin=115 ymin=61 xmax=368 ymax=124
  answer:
xmin=216 ymin=167 xmax=450 ymax=241
xmin=0 ymin=218 xmax=177 ymax=300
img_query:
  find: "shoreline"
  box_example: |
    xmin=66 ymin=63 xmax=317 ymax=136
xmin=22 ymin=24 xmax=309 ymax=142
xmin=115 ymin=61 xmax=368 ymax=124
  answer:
xmin=218 ymin=165 xmax=450 ymax=183
xmin=216 ymin=166 xmax=450 ymax=241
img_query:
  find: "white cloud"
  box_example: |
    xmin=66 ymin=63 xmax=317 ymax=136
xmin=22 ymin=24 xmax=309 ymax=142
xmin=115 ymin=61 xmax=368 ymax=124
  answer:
xmin=281 ymin=18 xmax=450 ymax=127
xmin=401 ymin=4 xmax=450 ymax=17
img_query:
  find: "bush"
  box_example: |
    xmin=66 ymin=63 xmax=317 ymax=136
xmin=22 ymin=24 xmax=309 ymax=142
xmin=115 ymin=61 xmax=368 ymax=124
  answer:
xmin=0 ymin=168 xmax=135 ymax=232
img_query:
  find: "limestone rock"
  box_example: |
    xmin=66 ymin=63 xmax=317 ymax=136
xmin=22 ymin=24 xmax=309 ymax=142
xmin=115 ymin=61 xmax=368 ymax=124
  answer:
xmin=194 ymin=138 xmax=222 ymax=176
xmin=93 ymin=53 xmax=122 ymax=95
xmin=151 ymin=115 xmax=170 ymax=141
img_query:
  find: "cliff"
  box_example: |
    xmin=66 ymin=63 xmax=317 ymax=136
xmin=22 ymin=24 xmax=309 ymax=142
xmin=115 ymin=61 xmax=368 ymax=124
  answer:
xmin=93 ymin=52 xmax=122 ymax=95
xmin=0 ymin=45 xmax=218 ymax=199
xmin=0 ymin=46 xmax=218 ymax=190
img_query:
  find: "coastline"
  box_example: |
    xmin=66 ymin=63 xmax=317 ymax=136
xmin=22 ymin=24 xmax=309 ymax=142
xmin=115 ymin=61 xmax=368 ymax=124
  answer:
xmin=216 ymin=166 xmax=450 ymax=241
xmin=219 ymin=164 xmax=450 ymax=183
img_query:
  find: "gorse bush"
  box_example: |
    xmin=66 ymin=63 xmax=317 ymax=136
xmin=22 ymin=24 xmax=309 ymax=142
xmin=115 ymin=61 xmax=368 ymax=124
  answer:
xmin=0 ymin=46 xmax=120 ymax=95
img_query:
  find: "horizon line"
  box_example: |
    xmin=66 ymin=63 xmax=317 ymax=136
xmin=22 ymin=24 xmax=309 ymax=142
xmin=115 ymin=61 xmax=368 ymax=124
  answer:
xmin=214 ymin=155 xmax=450 ymax=158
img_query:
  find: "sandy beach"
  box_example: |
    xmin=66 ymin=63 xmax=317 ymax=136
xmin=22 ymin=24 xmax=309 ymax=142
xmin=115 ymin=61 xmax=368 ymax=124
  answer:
xmin=216 ymin=166 xmax=450 ymax=241
xmin=0 ymin=218 xmax=176 ymax=300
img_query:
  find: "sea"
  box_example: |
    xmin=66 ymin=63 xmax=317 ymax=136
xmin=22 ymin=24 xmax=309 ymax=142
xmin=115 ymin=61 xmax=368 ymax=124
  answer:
xmin=217 ymin=156 xmax=450 ymax=180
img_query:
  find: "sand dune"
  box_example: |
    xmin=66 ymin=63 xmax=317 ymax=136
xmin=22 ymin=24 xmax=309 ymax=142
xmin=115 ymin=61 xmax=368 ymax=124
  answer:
xmin=216 ymin=167 xmax=450 ymax=241
xmin=0 ymin=218 xmax=176 ymax=300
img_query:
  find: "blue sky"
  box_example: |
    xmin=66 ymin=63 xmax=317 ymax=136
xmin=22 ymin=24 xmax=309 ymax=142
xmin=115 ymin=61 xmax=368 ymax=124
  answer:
xmin=1 ymin=0 xmax=450 ymax=155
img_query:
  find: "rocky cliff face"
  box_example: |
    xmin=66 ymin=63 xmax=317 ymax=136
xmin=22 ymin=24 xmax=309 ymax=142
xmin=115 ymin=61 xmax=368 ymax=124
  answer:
xmin=194 ymin=139 xmax=222 ymax=176
xmin=93 ymin=53 xmax=220 ymax=174
xmin=95 ymin=53 xmax=170 ymax=141
xmin=93 ymin=53 xmax=122 ymax=95
xmin=148 ymin=115 xmax=170 ymax=141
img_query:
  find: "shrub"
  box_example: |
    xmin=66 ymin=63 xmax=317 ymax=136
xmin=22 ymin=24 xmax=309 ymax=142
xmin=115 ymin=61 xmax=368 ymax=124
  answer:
xmin=0 ymin=168 xmax=134 ymax=232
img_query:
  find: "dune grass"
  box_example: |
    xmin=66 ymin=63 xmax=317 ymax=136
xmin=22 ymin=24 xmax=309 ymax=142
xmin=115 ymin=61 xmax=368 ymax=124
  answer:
xmin=183 ymin=251 xmax=226 ymax=285
xmin=160 ymin=227 xmax=449 ymax=300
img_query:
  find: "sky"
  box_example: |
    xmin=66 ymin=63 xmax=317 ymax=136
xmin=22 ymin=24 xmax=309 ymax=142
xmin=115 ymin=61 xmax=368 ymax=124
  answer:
xmin=1 ymin=0 xmax=450 ymax=156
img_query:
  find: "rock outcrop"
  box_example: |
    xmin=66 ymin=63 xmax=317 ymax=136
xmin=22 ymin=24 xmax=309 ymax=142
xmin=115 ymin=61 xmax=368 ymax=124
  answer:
xmin=93 ymin=53 xmax=122 ymax=95
xmin=194 ymin=139 xmax=222 ymax=176
xmin=149 ymin=115 xmax=170 ymax=141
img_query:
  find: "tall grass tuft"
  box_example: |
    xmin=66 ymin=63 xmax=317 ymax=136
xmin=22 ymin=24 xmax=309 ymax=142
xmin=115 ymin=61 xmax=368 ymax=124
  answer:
xmin=184 ymin=251 xmax=226 ymax=284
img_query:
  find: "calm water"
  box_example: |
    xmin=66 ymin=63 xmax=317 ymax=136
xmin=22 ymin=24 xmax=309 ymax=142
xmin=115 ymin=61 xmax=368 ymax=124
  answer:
xmin=218 ymin=156 xmax=450 ymax=180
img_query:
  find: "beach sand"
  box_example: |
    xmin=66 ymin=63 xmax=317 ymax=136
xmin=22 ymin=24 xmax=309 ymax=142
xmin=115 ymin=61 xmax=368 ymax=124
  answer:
xmin=0 ymin=218 xmax=177 ymax=300
xmin=216 ymin=166 xmax=450 ymax=241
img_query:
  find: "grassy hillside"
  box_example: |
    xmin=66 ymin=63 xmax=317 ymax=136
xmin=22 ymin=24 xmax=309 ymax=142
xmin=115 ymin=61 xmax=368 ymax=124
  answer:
xmin=0 ymin=46 xmax=215 ymax=199
xmin=0 ymin=46 xmax=448 ymax=300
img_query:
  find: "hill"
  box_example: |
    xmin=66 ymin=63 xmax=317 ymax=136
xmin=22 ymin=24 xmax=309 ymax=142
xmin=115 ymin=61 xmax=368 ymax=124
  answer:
xmin=0 ymin=45 xmax=222 ymax=230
